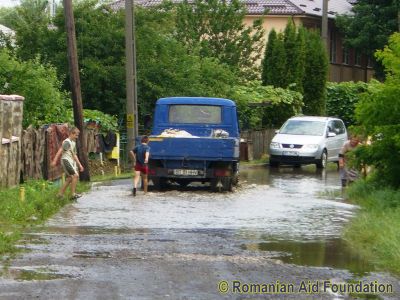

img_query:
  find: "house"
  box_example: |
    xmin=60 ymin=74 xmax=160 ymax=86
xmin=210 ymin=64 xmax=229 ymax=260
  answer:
xmin=111 ymin=0 xmax=373 ymax=82
xmin=0 ymin=24 xmax=15 ymax=37
xmin=0 ymin=24 xmax=15 ymax=47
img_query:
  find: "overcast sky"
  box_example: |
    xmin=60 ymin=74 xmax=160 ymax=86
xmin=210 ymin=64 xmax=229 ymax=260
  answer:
xmin=0 ymin=0 xmax=20 ymax=8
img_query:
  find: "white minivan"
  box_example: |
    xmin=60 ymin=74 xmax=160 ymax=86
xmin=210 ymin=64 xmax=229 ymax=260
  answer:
xmin=269 ymin=116 xmax=347 ymax=168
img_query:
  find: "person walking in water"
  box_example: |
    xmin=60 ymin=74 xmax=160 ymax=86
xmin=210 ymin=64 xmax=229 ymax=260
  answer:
xmin=130 ymin=136 xmax=150 ymax=196
xmin=51 ymin=127 xmax=84 ymax=199
xmin=339 ymin=134 xmax=361 ymax=187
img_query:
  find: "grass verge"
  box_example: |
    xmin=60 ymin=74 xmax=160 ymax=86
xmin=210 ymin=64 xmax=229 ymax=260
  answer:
xmin=343 ymin=180 xmax=400 ymax=274
xmin=0 ymin=179 xmax=89 ymax=259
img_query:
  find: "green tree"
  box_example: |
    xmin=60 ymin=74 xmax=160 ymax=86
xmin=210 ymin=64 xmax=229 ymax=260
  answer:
xmin=261 ymin=29 xmax=277 ymax=86
xmin=11 ymin=0 xmax=51 ymax=61
xmin=283 ymin=19 xmax=297 ymax=88
xmin=354 ymin=33 xmax=400 ymax=187
xmin=43 ymin=2 xmax=237 ymax=121
xmin=262 ymin=23 xmax=306 ymax=93
xmin=9 ymin=0 xmax=240 ymax=123
xmin=0 ymin=7 xmax=17 ymax=28
xmin=175 ymin=0 xmax=265 ymax=80
xmin=293 ymin=26 xmax=306 ymax=94
xmin=269 ymin=33 xmax=286 ymax=88
xmin=231 ymin=81 xmax=303 ymax=129
xmin=336 ymin=0 xmax=399 ymax=79
xmin=136 ymin=5 xmax=238 ymax=120
xmin=302 ymin=30 xmax=328 ymax=115
xmin=0 ymin=49 xmax=69 ymax=127
xmin=326 ymin=81 xmax=369 ymax=127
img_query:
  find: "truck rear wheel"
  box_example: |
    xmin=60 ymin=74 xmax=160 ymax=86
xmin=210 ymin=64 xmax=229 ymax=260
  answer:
xmin=211 ymin=177 xmax=232 ymax=192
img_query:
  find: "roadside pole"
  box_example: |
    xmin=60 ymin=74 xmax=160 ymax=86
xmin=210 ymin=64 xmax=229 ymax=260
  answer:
xmin=321 ymin=0 xmax=329 ymax=51
xmin=63 ymin=0 xmax=90 ymax=181
xmin=125 ymin=0 xmax=138 ymax=162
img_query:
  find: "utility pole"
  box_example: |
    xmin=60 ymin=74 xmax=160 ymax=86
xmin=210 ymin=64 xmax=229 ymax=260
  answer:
xmin=397 ymin=0 xmax=400 ymax=32
xmin=63 ymin=0 xmax=90 ymax=181
xmin=321 ymin=0 xmax=329 ymax=50
xmin=125 ymin=0 xmax=138 ymax=156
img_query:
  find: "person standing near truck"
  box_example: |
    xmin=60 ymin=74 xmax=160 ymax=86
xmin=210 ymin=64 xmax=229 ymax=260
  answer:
xmin=51 ymin=127 xmax=84 ymax=199
xmin=130 ymin=136 xmax=150 ymax=196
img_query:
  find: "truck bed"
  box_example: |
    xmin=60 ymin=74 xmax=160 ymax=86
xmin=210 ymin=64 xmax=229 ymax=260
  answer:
xmin=149 ymin=136 xmax=239 ymax=161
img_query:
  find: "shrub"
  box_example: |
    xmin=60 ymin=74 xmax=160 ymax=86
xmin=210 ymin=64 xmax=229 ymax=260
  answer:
xmin=231 ymin=81 xmax=303 ymax=129
xmin=326 ymin=81 xmax=369 ymax=127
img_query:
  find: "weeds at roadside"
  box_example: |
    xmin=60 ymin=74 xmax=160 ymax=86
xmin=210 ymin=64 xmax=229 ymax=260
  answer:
xmin=0 ymin=179 xmax=89 ymax=259
xmin=318 ymin=189 xmax=343 ymax=200
xmin=343 ymin=180 xmax=400 ymax=274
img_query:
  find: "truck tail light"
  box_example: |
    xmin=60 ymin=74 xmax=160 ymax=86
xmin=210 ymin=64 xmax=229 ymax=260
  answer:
xmin=214 ymin=169 xmax=231 ymax=177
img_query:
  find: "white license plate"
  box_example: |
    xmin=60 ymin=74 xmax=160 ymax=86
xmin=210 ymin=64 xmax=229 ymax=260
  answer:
xmin=173 ymin=169 xmax=199 ymax=176
xmin=282 ymin=151 xmax=298 ymax=156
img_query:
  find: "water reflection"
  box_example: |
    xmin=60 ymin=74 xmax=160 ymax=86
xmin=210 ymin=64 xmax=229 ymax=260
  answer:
xmin=242 ymin=239 xmax=373 ymax=276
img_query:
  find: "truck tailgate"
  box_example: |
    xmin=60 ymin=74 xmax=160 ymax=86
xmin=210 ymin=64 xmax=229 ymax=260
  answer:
xmin=149 ymin=137 xmax=239 ymax=160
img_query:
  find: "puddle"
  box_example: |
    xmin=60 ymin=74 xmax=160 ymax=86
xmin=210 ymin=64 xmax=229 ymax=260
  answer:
xmin=243 ymin=239 xmax=374 ymax=276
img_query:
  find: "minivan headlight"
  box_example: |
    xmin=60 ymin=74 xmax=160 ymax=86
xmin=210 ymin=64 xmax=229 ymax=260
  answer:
xmin=305 ymin=144 xmax=319 ymax=149
xmin=270 ymin=142 xmax=280 ymax=149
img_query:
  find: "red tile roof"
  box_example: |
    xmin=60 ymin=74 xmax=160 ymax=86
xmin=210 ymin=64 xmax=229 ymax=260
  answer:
xmin=110 ymin=0 xmax=351 ymax=18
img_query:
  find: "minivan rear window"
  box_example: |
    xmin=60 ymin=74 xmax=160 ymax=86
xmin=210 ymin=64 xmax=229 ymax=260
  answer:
xmin=280 ymin=120 xmax=326 ymax=136
xmin=169 ymin=105 xmax=222 ymax=124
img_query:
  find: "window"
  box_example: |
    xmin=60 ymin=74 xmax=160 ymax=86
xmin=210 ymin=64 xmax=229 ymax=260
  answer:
xmin=169 ymin=105 xmax=222 ymax=124
xmin=280 ymin=120 xmax=326 ymax=136
xmin=367 ymin=56 xmax=374 ymax=68
xmin=355 ymin=50 xmax=362 ymax=66
xmin=330 ymin=31 xmax=337 ymax=63
xmin=342 ymin=47 xmax=349 ymax=64
xmin=333 ymin=120 xmax=345 ymax=134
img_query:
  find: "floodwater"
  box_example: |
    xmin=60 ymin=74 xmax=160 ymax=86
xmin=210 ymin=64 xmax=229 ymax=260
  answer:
xmin=47 ymin=164 xmax=363 ymax=272
xmin=1 ymin=164 xmax=398 ymax=299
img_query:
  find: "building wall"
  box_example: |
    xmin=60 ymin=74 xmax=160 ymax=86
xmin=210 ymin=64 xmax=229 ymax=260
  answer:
xmin=243 ymin=14 xmax=374 ymax=83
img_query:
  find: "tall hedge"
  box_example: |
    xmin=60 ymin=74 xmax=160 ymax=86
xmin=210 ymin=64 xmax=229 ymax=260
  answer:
xmin=302 ymin=30 xmax=328 ymax=115
xmin=326 ymin=81 xmax=369 ymax=127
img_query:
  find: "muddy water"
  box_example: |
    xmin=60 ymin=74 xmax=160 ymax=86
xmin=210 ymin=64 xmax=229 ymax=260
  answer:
xmin=45 ymin=165 xmax=364 ymax=273
xmin=2 ymin=165 xmax=398 ymax=299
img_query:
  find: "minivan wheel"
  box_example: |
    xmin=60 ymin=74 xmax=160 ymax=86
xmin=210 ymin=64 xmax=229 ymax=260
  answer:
xmin=316 ymin=150 xmax=327 ymax=169
xmin=269 ymin=160 xmax=279 ymax=168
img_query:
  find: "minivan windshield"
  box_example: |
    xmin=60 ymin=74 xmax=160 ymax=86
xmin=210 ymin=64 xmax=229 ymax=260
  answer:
xmin=280 ymin=120 xmax=326 ymax=136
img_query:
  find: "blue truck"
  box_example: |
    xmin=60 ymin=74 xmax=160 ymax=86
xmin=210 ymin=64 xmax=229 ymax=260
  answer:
xmin=148 ymin=97 xmax=240 ymax=192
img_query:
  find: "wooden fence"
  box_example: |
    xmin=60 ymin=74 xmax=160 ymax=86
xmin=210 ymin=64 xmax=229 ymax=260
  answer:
xmin=0 ymin=95 xmax=24 ymax=188
xmin=241 ymin=129 xmax=276 ymax=160
xmin=0 ymin=94 xmax=99 ymax=187
xmin=21 ymin=125 xmax=98 ymax=182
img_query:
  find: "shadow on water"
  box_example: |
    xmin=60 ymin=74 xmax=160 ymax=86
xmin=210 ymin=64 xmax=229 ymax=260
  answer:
xmin=242 ymin=239 xmax=374 ymax=276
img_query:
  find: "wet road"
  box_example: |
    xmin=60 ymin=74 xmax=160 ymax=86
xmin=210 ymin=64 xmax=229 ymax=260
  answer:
xmin=0 ymin=165 xmax=399 ymax=299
